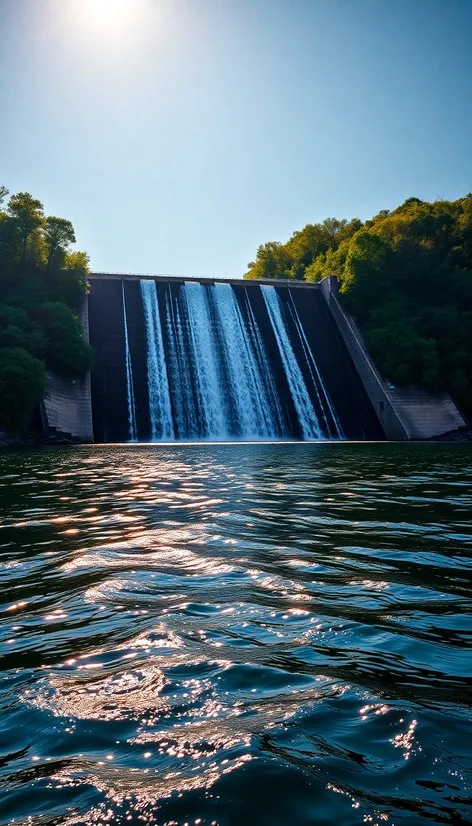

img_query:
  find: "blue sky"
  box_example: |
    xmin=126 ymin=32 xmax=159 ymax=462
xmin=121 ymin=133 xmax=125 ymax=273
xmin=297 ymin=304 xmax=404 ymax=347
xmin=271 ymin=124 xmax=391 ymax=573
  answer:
xmin=1 ymin=0 xmax=471 ymax=279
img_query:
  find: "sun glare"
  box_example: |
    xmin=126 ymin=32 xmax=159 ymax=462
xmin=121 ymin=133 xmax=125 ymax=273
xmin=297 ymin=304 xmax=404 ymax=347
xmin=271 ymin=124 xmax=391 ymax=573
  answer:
xmin=79 ymin=0 xmax=135 ymax=33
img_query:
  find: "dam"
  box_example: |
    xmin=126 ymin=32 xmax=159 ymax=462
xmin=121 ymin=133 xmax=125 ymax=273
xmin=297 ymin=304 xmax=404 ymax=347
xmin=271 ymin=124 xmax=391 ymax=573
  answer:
xmin=85 ymin=274 xmax=382 ymax=443
xmin=41 ymin=273 xmax=466 ymax=443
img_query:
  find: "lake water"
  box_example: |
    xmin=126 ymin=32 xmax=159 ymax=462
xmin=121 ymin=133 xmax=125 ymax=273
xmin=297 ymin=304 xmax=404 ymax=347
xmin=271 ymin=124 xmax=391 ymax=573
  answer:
xmin=0 ymin=443 xmax=471 ymax=826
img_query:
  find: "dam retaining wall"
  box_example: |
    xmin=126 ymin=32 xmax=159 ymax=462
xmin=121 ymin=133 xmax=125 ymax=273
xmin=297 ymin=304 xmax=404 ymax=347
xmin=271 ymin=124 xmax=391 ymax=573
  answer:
xmin=319 ymin=276 xmax=467 ymax=440
xmin=41 ymin=296 xmax=93 ymax=442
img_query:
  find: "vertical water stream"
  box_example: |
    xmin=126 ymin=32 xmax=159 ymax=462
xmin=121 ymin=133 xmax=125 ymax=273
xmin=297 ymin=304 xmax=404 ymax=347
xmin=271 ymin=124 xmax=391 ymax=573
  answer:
xmin=262 ymin=286 xmax=324 ymax=439
xmin=122 ymin=281 xmax=137 ymax=441
xmin=140 ymin=280 xmax=174 ymax=440
xmin=210 ymin=283 xmax=282 ymax=438
xmin=288 ymin=291 xmax=343 ymax=439
xmin=132 ymin=280 xmax=341 ymax=442
xmin=180 ymin=282 xmax=229 ymax=439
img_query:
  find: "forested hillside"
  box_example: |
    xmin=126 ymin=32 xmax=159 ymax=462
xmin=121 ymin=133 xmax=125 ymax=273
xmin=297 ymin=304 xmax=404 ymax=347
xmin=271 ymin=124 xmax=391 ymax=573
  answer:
xmin=0 ymin=186 xmax=92 ymax=430
xmin=245 ymin=195 xmax=472 ymax=418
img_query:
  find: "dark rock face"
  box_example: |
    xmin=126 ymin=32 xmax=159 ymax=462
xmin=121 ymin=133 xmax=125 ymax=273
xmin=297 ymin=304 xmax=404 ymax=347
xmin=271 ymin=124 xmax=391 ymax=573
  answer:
xmin=0 ymin=428 xmax=85 ymax=447
xmin=430 ymin=426 xmax=472 ymax=442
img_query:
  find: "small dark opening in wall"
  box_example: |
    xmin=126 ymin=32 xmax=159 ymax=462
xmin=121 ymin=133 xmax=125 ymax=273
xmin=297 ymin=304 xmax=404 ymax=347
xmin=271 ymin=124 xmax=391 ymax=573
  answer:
xmin=379 ymin=400 xmax=385 ymax=412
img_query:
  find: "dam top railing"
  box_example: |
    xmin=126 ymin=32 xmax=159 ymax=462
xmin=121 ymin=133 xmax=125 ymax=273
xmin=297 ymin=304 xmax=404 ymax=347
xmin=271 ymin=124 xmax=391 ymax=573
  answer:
xmin=88 ymin=272 xmax=320 ymax=289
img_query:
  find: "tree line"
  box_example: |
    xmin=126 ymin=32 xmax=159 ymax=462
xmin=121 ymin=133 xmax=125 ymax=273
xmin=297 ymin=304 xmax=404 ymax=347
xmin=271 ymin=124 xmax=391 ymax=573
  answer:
xmin=244 ymin=195 xmax=472 ymax=419
xmin=0 ymin=187 xmax=92 ymax=430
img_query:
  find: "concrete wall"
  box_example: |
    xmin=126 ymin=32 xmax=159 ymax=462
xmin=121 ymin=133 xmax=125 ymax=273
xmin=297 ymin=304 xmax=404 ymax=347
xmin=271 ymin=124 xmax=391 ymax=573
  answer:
xmin=319 ymin=275 xmax=467 ymax=440
xmin=41 ymin=296 xmax=93 ymax=441
xmin=87 ymin=275 xmax=383 ymax=442
xmin=40 ymin=272 xmax=466 ymax=442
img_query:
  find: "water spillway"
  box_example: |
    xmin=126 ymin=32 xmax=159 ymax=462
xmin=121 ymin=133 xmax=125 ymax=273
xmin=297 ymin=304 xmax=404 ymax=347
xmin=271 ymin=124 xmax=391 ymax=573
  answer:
xmin=140 ymin=280 xmax=174 ymax=441
xmin=262 ymin=286 xmax=325 ymax=440
xmin=88 ymin=276 xmax=384 ymax=442
xmin=122 ymin=281 xmax=138 ymax=442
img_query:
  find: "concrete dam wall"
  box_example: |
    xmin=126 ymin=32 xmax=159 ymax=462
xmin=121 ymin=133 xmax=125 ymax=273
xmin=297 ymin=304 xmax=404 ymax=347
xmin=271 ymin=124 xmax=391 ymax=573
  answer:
xmin=86 ymin=274 xmax=383 ymax=442
xmin=45 ymin=273 xmax=466 ymax=443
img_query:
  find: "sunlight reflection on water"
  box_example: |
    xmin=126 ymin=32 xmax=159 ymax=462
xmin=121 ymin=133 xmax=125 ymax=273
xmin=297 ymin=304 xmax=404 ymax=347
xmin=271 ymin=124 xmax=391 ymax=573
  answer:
xmin=0 ymin=443 xmax=471 ymax=826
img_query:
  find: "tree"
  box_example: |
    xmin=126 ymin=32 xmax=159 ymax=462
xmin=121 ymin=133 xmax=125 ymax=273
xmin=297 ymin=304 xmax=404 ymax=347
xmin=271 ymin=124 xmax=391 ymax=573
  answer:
xmin=39 ymin=302 xmax=93 ymax=377
xmin=44 ymin=216 xmax=76 ymax=271
xmin=7 ymin=192 xmax=44 ymax=262
xmin=244 ymin=192 xmax=472 ymax=417
xmin=340 ymin=231 xmax=394 ymax=316
xmin=0 ymin=188 xmax=92 ymax=433
xmin=245 ymin=242 xmax=291 ymax=280
xmin=365 ymin=323 xmax=440 ymax=389
xmin=245 ymin=216 xmax=363 ymax=282
xmin=0 ymin=347 xmax=45 ymax=430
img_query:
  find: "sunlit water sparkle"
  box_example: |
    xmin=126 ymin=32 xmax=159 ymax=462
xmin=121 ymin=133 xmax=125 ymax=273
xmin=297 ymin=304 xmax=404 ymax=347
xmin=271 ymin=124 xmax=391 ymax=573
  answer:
xmin=0 ymin=443 xmax=471 ymax=825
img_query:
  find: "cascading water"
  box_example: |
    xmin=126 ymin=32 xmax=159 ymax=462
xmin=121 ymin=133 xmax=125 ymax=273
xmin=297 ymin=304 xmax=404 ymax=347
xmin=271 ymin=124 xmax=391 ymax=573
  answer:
xmin=288 ymin=291 xmax=344 ymax=439
xmin=180 ymin=282 xmax=229 ymax=439
xmin=262 ymin=285 xmax=324 ymax=439
xmin=131 ymin=279 xmax=339 ymax=442
xmin=121 ymin=281 xmax=137 ymax=441
xmin=140 ymin=280 xmax=174 ymax=440
xmin=243 ymin=288 xmax=287 ymax=437
xmin=210 ymin=283 xmax=283 ymax=438
xmin=165 ymin=290 xmax=200 ymax=439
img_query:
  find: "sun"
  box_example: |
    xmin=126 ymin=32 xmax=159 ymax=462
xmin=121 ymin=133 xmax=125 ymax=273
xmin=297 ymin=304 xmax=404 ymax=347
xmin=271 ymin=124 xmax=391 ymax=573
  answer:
xmin=79 ymin=0 xmax=135 ymax=33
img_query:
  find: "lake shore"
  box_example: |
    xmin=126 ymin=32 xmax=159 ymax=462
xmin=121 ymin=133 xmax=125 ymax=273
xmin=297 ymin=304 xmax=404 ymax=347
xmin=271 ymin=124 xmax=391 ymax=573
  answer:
xmin=0 ymin=428 xmax=88 ymax=447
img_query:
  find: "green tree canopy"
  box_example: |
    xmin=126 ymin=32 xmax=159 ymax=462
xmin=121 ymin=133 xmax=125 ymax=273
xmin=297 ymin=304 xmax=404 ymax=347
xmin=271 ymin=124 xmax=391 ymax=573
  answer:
xmin=7 ymin=192 xmax=45 ymax=262
xmin=0 ymin=185 xmax=92 ymax=432
xmin=44 ymin=216 xmax=76 ymax=271
xmin=244 ymin=217 xmax=362 ymax=281
xmin=244 ymin=194 xmax=472 ymax=418
xmin=0 ymin=347 xmax=45 ymax=429
xmin=39 ymin=302 xmax=93 ymax=377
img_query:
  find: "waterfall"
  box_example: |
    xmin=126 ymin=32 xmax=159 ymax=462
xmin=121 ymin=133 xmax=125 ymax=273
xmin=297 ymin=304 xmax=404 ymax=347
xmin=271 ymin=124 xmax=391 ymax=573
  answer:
xmin=165 ymin=289 xmax=200 ymax=439
xmin=288 ymin=291 xmax=344 ymax=439
xmin=210 ymin=283 xmax=282 ymax=438
xmin=243 ymin=288 xmax=288 ymax=438
xmin=181 ymin=282 xmax=229 ymax=439
xmin=121 ymin=281 xmax=137 ymax=441
xmin=140 ymin=280 xmax=174 ymax=441
xmin=126 ymin=278 xmax=341 ymax=443
xmin=262 ymin=286 xmax=324 ymax=439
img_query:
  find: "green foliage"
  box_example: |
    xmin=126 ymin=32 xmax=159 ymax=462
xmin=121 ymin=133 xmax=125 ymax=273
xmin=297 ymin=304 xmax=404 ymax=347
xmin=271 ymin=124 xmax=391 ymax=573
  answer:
xmin=244 ymin=217 xmax=362 ymax=281
xmin=7 ymin=192 xmax=45 ymax=262
xmin=0 ymin=185 xmax=92 ymax=431
xmin=0 ymin=305 xmax=32 ymax=331
xmin=341 ymin=232 xmax=395 ymax=320
xmin=245 ymin=194 xmax=472 ymax=417
xmin=0 ymin=347 xmax=45 ymax=429
xmin=365 ymin=323 xmax=440 ymax=389
xmin=338 ymin=196 xmax=472 ymax=415
xmin=44 ymin=216 xmax=76 ymax=271
xmin=49 ymin=250 xmax=91 ymax=307
xmin=245 ymin=242 xmax=291 ymax=280
xmin=39 ymin=302 xmax=93 ymax=377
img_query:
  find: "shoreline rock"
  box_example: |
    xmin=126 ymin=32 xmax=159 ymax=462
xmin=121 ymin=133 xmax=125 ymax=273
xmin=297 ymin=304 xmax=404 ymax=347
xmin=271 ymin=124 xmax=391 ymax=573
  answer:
xmin=0 ymin=429 xmax=87 ymax=447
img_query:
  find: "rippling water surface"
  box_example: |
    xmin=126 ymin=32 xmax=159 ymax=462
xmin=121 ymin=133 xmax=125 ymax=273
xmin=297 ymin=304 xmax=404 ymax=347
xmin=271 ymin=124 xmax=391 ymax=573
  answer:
xmin=0 ymin=444 xmax=471 ymax=826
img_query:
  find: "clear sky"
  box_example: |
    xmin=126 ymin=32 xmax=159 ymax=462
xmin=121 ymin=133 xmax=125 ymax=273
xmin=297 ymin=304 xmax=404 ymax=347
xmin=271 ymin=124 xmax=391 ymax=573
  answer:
xmin=1 ymin=0 xmax=471 ymax=279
